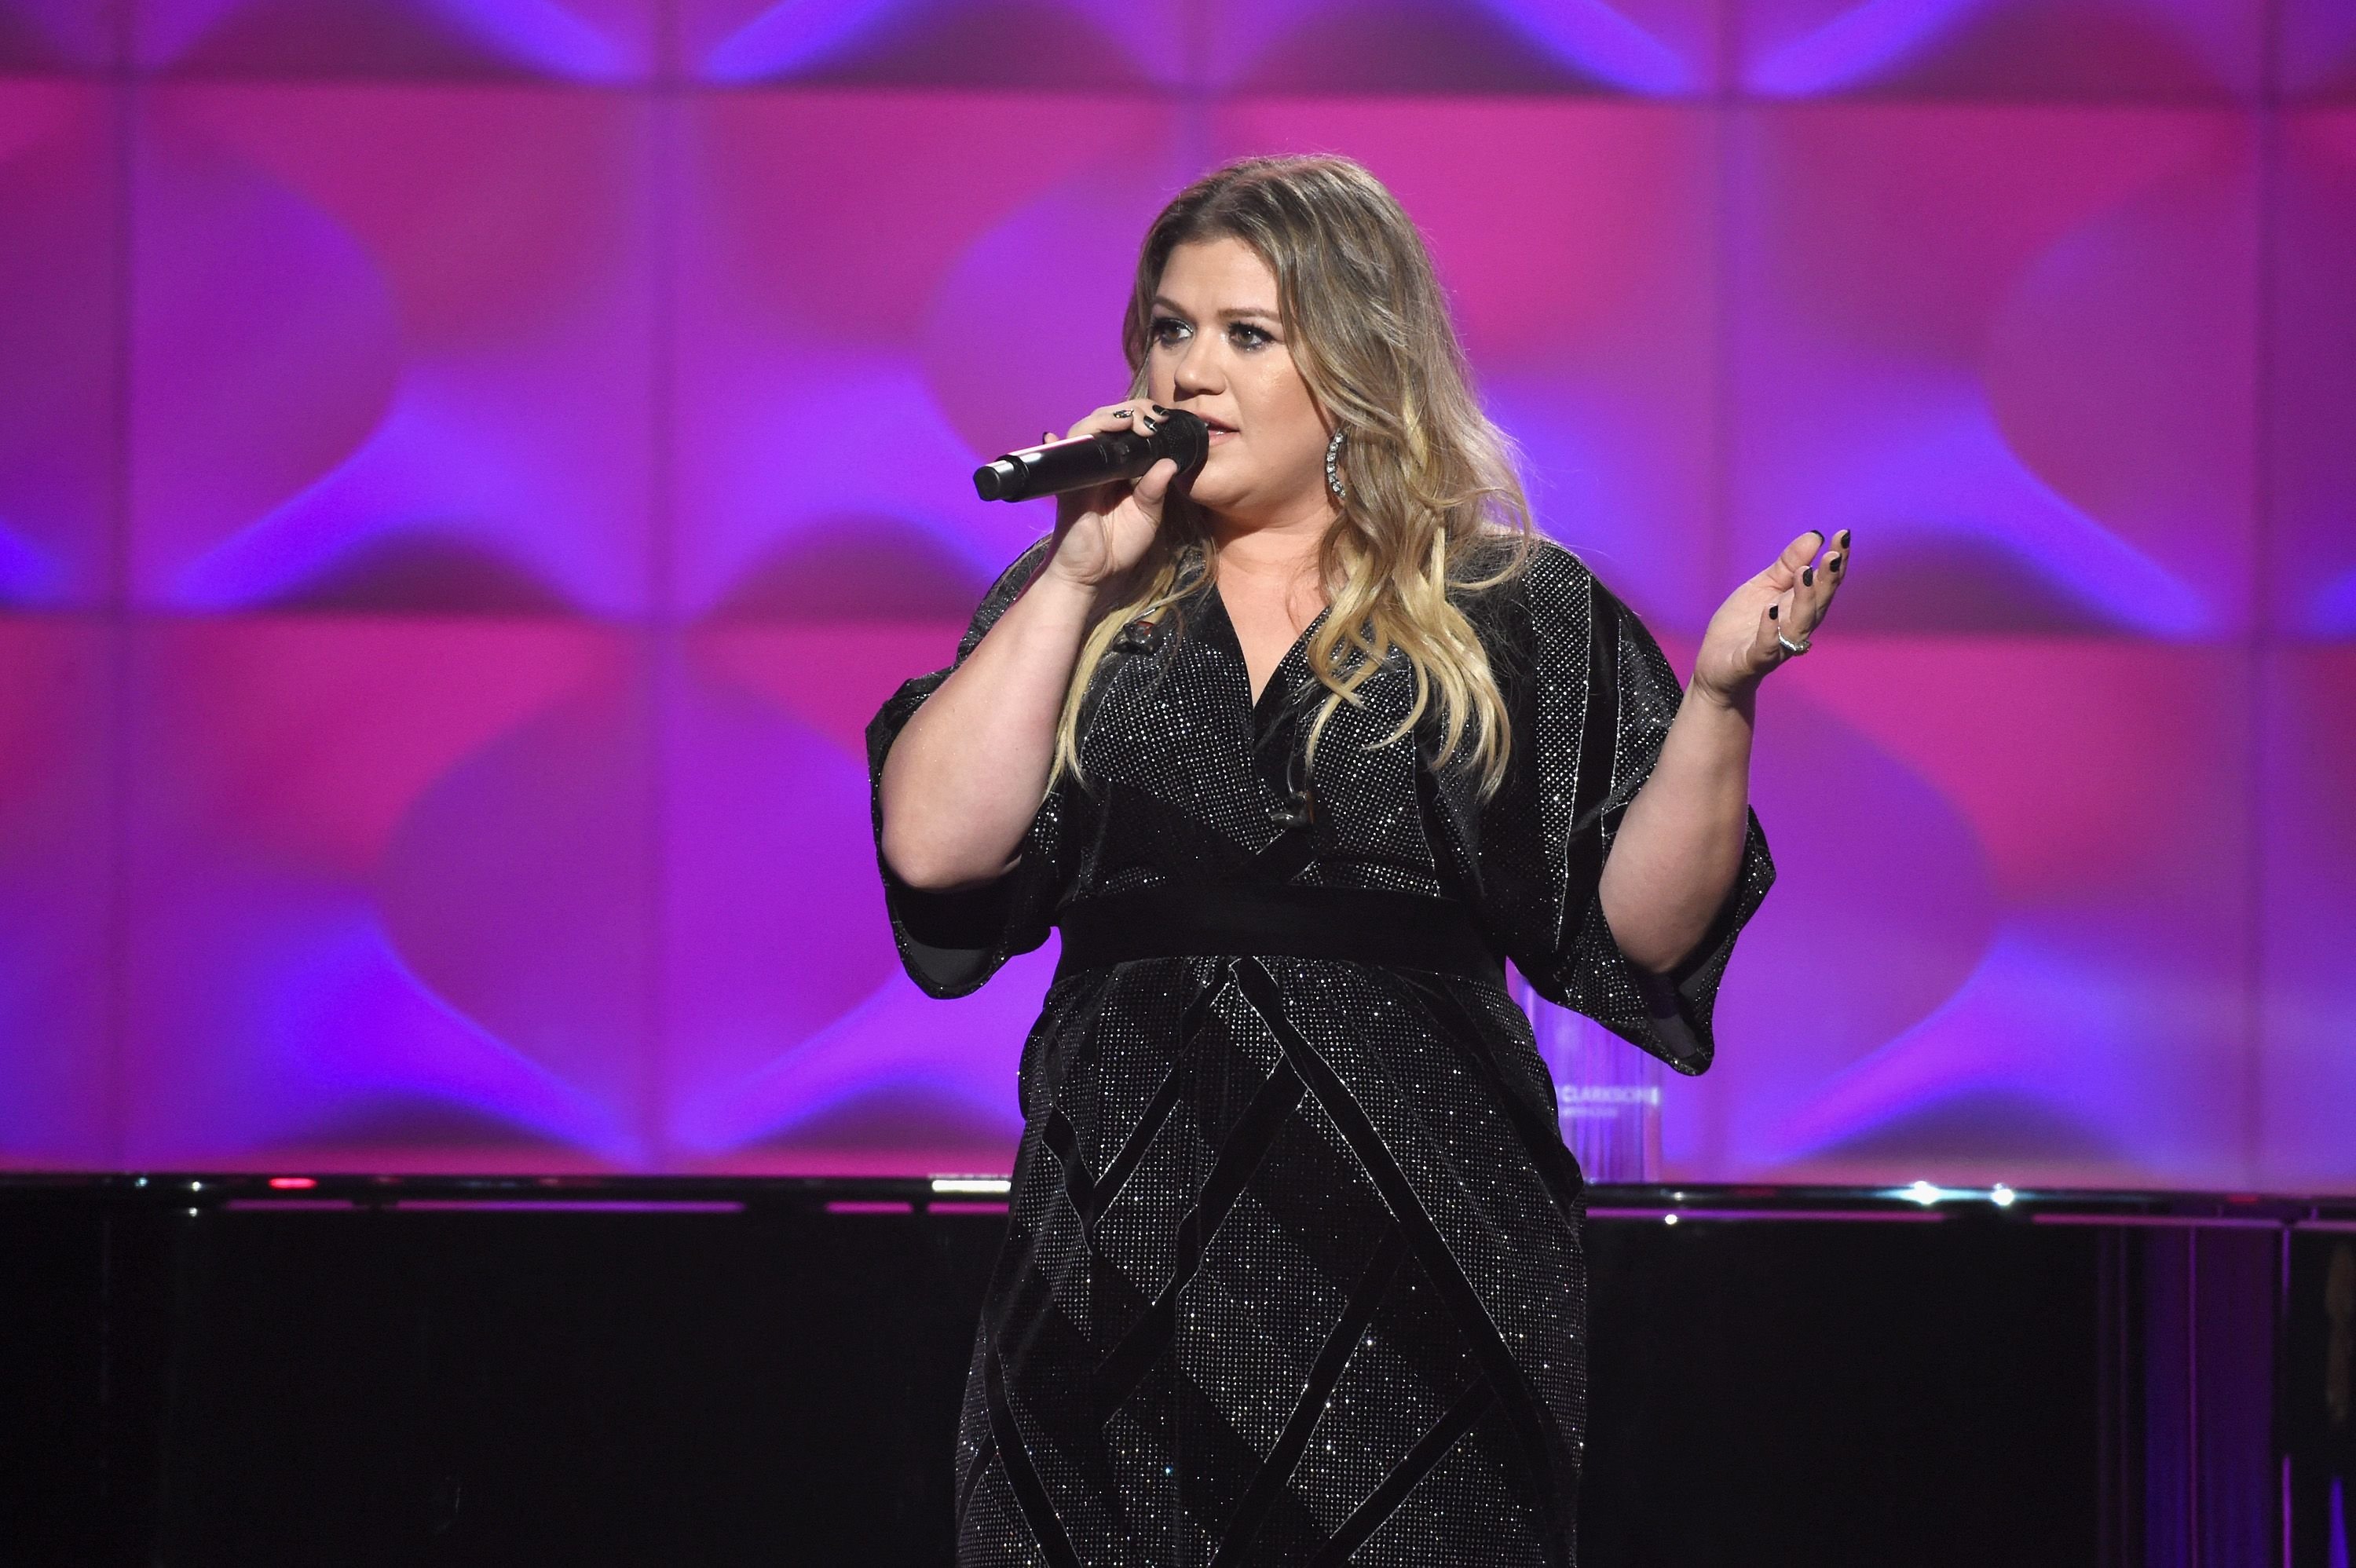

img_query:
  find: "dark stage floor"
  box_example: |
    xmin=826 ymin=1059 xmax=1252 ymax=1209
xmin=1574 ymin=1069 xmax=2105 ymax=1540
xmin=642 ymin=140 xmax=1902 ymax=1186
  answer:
xmin=4 ymin=1175 xmax=2348 ymax=1566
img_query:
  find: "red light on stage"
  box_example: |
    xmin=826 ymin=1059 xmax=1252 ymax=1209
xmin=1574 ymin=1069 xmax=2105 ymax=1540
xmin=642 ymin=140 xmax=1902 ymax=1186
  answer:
xmin=266 ymin=1176 xmax=317 ymax=1190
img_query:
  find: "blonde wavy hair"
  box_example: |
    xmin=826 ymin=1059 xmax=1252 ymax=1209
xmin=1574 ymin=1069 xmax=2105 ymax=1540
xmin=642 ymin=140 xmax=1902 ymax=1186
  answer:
xmin=1052 ymin=154 xmax=1536 ymax=796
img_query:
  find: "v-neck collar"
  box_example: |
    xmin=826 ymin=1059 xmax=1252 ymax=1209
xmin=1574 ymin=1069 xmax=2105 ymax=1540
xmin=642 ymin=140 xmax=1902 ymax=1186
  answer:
xmin=1204 ymin=579 xmax=1331 ymax=726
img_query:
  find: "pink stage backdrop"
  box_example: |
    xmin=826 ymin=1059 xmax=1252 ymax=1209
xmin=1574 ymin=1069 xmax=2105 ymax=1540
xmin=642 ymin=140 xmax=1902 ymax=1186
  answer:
xmin=1 ymin=0 xmax=2351 ymax=1190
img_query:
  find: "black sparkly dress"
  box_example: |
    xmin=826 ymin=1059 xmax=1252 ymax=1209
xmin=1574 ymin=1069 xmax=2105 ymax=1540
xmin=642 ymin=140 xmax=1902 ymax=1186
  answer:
xmin=867 ymin=535 xmax=1772 ymax=1568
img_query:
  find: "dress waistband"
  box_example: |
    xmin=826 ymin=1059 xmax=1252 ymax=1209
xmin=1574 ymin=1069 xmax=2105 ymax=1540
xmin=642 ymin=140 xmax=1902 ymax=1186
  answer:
xmin=1054 ymin=883 xmax=1505 ymax=986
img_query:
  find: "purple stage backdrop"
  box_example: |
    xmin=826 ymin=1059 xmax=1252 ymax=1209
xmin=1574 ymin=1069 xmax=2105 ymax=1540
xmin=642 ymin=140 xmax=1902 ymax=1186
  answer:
xmin=0 ymin=0 xmax=2351 ymax=1190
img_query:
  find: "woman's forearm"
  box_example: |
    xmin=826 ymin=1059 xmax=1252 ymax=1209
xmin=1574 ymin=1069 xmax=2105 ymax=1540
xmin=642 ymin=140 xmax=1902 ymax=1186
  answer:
xmin=1597 ymin=683 xmax=1756 ymax=974
xmin=878 ymin=565 xmax=1099 ymax=890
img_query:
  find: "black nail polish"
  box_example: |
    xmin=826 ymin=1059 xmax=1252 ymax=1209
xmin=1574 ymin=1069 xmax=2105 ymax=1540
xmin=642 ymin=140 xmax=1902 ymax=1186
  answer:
xmin=1151 ymin=404 xmax=1171 ymax=415
xmin=1837 ymin=528 xmax=1853 ymax=546
xmin=1768 ymin=604 xmax=1779 ymax=620
xmin=1803 ymin=566 xmax=1816 ymax=587
xmin=1829 ymin=554 xmax=1843 ymax=573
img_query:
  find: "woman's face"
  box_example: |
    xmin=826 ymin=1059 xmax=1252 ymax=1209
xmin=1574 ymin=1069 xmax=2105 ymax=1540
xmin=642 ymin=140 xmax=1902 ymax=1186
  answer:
xmin=1143 ymin=236 xmax=1333 ymax=529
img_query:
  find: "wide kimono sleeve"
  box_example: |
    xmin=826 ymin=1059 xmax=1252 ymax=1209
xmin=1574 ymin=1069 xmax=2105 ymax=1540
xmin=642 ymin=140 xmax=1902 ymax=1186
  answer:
xmin=865 ymin=535 xmax=1069 ymax=998
xmin=1476 ymin=541 xmax=1774 ymax=1075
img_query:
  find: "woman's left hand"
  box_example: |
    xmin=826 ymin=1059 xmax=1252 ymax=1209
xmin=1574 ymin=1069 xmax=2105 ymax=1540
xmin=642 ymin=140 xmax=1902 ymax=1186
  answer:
xmin=1689 ymin=528 xmax=1850 ymax=706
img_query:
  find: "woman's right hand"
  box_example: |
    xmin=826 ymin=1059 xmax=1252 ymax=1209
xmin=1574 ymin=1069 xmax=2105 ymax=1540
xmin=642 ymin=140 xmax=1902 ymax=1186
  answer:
xmin=883 ymin=398 xmax=1174 ymax=890
xmin=1041 ymin=399 xmax=1181 ymax=590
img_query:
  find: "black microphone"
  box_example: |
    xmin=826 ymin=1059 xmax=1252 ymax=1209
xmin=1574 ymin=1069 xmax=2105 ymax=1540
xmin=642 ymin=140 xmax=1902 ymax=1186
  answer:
xmin=973 ymin=411 xmax=1209 ymax=503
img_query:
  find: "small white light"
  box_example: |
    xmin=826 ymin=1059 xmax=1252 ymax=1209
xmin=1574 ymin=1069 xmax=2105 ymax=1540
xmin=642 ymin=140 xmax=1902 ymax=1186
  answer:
xmin=1907 ymin=1179 xmax=1941 ymax=1205
xmin=1663 ymin=1213 xmax=1679 ymax=1226
xmin=1990 ymin=1183 xmax=2016 ymax=1208
xmin=931 ymin=1176 xmax=1012 ymax=1195
xmin=1670 ymin=1190 xmax=1685 ymax=1201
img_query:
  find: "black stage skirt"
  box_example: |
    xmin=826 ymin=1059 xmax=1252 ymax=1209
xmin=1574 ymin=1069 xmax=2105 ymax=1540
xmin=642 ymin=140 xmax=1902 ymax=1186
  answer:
xmin=950 ymin=888 xmax=1590 ymax=1568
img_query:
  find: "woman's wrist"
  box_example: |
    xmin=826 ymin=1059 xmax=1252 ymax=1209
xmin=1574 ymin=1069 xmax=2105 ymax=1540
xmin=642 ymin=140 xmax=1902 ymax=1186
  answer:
xmin=1028 ymin=555 xmax=1110 ymax=621
xmin=1033 ymin=550 xmax=1099 ymax=593
xmin=1685 ymin=668 xmax=1759 ymax=719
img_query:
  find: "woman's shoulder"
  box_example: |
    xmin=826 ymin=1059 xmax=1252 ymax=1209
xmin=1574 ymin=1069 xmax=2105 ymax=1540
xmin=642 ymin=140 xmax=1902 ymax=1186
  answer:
xmin=1454 ymin=528 xmax=1601 ymax=622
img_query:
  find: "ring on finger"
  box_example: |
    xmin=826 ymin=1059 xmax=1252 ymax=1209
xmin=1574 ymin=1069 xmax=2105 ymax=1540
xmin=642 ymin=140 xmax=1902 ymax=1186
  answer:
xmin=1775 ymin=630 xmax=1812 ymax=658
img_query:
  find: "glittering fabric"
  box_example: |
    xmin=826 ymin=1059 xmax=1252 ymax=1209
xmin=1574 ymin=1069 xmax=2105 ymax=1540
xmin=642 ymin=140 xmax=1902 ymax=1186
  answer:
xmin=868 ymin=535 xmax=1772 ymax=1567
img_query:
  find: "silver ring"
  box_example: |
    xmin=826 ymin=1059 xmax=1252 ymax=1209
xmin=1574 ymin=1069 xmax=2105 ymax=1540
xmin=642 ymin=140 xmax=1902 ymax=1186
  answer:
xmin=1775 ymin=630 xmax=1812 ymax=658
xmin=1110 ymin=408 xmax=1132 ymax=418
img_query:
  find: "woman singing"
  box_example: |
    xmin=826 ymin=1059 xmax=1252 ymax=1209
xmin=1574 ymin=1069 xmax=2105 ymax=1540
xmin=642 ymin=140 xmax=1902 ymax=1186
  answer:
xmin=871 ymin=155 xmax=1840 ymax=1566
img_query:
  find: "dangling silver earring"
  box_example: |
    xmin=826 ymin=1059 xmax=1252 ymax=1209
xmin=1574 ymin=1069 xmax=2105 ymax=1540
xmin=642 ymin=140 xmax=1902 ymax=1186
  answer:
xmin=1325 ymin=427 xmax=1348 ymax=502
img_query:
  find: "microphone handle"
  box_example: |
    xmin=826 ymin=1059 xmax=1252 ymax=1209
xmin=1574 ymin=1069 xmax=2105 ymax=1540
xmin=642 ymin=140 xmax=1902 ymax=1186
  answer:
xmin=973 ymin=411 xmax=1208 ymax=502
